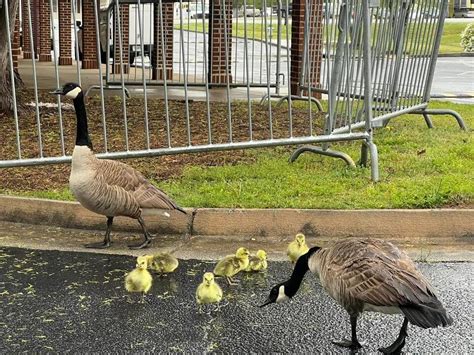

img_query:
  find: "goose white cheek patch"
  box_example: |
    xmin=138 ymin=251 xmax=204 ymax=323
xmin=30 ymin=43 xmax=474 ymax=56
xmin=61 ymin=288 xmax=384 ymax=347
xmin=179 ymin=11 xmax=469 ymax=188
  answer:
xmin=276 ymin=285 xmax=290 ymax=303
xmin=66 ymin=87 xmax=82 ymax=99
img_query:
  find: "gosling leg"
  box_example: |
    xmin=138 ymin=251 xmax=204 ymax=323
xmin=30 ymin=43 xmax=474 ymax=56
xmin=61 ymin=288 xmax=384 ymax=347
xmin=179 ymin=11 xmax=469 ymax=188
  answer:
xmin=332 ymin=315 xmax=362 ymax=351
xmin=226 ymin=276 xmax=239 ymax=286
xmin=85 ymin=216 xmax=114 ymax=249
xmin=379 ymin=317 xmax=409 ymax=354
xmin=128 ymin=216 xmax=152 ymax=250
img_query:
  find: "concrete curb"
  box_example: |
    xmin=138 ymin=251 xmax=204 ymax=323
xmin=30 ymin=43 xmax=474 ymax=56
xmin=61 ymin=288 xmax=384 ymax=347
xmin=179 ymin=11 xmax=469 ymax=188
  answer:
xmin=1 ymin=195 xmax=473 ymax=242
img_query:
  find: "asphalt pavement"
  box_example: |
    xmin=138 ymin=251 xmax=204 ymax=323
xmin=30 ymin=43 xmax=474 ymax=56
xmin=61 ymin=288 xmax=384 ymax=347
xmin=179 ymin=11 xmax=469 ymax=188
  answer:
xmin=1 ymin=247 xmax=472 ymax=353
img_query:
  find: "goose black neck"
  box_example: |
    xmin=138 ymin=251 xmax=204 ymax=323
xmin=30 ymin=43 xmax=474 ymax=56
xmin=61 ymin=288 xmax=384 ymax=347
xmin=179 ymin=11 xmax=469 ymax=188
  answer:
xmin=285 ymin=247 xmax=320 ymax=297
xmin=73 ymin=93 xmax=92 ymax=149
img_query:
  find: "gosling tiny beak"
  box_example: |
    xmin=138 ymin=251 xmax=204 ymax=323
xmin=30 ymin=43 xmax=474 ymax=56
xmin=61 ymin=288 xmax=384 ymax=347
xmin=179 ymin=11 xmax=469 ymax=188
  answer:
xmin=50 ymin=88 xmax=63 ymax=95
xmin=259 ymin=297 xmax=273 ymax=308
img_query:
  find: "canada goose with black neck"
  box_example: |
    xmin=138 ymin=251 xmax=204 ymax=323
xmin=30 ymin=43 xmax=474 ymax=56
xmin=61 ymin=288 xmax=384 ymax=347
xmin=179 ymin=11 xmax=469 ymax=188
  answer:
xmin=261 ymin=238 xmax=453 ymax=354
xmin=51 ymin=83 xmax=186 ymax=250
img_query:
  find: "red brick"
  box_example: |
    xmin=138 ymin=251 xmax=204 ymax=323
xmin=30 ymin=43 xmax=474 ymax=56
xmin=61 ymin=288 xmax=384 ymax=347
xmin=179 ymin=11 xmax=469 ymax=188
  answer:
xmin=59 ymin=0 xmax=72 ymax=65
xmin=113 ymin=4 xmax=129 ymax=74
xmin=152 ymin=2 xmax=174 ymax=80
xmin=82 ymin=0 xmax=99 ymax=69
xmin=209 ymin=0 xmax=233 ymax=84
xmin=38 ymin=0 xmax=51 ymax=62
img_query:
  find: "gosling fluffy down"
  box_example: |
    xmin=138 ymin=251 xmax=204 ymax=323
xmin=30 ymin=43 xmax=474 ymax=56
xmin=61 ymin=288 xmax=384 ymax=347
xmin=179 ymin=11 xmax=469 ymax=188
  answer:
xmin=213 ymin=247 xmax=250 ymax=285
xmin=287 ymin=233 xmax=309 ymax=263
xmin=144 ymin=253 xmax=179 ymax=275
xmin=125 ymin=256 xmax=153 ymax=301
xmin=245 ymin=250 xmax=268 ymax=272
xmin=196 ymin=272 xmax=223 ymax=305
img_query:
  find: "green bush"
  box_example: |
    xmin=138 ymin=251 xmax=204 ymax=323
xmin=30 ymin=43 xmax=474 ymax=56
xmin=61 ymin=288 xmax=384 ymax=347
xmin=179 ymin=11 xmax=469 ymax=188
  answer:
xmin=460 ymin=23 xmax=474 ymax=53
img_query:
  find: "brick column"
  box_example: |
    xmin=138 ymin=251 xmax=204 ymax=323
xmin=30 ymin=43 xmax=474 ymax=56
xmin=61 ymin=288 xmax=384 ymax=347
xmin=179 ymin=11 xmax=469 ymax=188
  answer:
xmin=12 ymin=10 xmax=21 ymax=70
xmin=59 ymin=0 xmax=72 ymax=65
xmin=209 ymin=0 xmax=232 ymax=84
xmin=38 ymin=0 xmax=52 ymax=62
xmin=152 ymin=2 xmax=173 ymax=80
xmin=113 ymin=4 xmax=129 ymax=74
xmin=82 ymin=0 xmax=99 ymax=69
xmin=290 ymin=0 xmax=323 ymax=97
xmin=306 ymin=0 xmax=323 ymax=98
xmin=22 ymin=0 xmax=33 ymax=59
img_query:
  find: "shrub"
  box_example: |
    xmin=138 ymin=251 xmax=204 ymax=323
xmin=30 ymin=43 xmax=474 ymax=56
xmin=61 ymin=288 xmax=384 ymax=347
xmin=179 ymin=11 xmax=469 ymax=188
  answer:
xmin=460 ymin=23 xmax=474 ymax=53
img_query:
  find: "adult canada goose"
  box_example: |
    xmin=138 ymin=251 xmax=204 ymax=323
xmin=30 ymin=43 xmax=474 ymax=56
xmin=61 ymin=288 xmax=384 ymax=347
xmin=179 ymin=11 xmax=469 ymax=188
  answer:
xmin=51 ymin=83 xmax=186 ymax=249
xmin=261 ymin=238 xmax=453 ymax=354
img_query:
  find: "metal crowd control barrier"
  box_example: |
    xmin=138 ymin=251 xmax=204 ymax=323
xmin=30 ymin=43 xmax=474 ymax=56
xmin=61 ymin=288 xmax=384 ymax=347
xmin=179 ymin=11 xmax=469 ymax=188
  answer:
xmin=295 ymin=0 xmax=467 ymax=172
xmin=0 ymin=0 xmax=467 ymax=182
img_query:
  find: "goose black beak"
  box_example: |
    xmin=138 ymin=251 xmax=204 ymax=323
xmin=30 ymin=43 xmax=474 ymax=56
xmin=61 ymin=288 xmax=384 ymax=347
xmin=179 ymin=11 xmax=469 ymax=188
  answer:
xmin=50 ymin=88 xmax=63 ymax=95
xmin=259 ymin=297 xmax=274 ymax=308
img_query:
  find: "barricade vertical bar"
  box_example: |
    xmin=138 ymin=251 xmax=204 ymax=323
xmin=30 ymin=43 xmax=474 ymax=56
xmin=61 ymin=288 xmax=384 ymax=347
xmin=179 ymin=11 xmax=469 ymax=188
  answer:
xmin=137 ymin=0 xmax=150 ymax=149
xmin=234 ymin=2 xmax=239 ymax=82
xmin=362 ymin=0 xmax=377 ymax=181
xmin=263 ymin=0 xmax=273 ymax=139
xmin=222 ymin=0 xmax=233 ymax=142
xmin=179 ymin=0 xmax=192 ymax=146
xmin=186 ymin=1 xmax=191 ymax=83
xmin=4 ymin=0 xmax=21 ymax=158
xmin=305 ymin=0 xmax=313 ymax=135
xmin=275 ymin=0 xmax=282 ymax=95
xmin=243 ymin=0 xmax=253 ymax=140
xmin=158 ymin=0 xmax=171 ymax=147
xmin=93 ymin=0 xmax=108 ymax=152
xmin=421 ymin=0 xmax=446 ymax=103
xmin=71 ymin=0 xmax=82 ymax=86
xmin=106 ymin=8 xmax=111 ymax=84
xmin=26 ymin=0 xmax=43 ymax=157
xmin=284 ymin=0 xmax=292 ymax=137
xmin=49 ymin=0 xmax=65 ymax=156
xmin=115 ymin=0 xmax=130 ymax=151
xmin=200 ymin=0 xmax=212 ymax=144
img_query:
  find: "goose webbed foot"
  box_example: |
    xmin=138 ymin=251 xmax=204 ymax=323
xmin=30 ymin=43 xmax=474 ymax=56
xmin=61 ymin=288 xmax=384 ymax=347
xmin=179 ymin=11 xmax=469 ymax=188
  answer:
xmin=379 ymin=317 xmax=408 ymax=355
xmin=332 ymin=339 xmax=362 ymax=351
xmin=128 ymin=238 xmax=151 ymax=250
xmin=84 ymin=240 xmax=111 ymax=249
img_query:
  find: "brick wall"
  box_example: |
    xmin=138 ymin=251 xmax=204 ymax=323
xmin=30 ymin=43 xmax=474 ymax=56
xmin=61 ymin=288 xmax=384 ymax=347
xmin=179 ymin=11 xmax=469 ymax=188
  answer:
xmin=152 ymin=2 xmax=174 ymax=80
xmin=59 ymin=0 xmax=72 ymax=65
xmin=13 ymin=10 xmax=20 ymax=70
xmin=113 ymin=5 xmax=130 ymax=74
xmin=209 ymin=0 xmax=233 ymax=84
xmin=38 ymin=0 xmax=52 ymax=62
xmin=22 ymin=0 xmax=33 ymax=59
xmin=290 ymin=0 xmax=323 ymax=97
xmin=82 ymin=0 xmax=99 ymax=69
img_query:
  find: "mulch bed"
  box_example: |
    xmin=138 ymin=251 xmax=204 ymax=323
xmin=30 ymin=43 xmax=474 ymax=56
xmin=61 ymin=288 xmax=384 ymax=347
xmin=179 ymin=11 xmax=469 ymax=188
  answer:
xmin=0 ymin=88 xmax=325 ymax=192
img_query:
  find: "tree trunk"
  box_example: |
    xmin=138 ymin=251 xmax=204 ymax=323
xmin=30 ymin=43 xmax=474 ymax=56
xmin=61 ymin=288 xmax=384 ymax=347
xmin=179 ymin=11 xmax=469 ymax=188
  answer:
xmin=0 ymin=0 xmax=21 ymax=114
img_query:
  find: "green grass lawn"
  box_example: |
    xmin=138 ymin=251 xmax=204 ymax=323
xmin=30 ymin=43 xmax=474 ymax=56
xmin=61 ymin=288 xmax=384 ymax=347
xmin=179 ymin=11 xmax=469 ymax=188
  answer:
xmin=179 ymin=21 xmax=468 ymax=55
xmin=6 ymin=101 xmax=472 ymax=209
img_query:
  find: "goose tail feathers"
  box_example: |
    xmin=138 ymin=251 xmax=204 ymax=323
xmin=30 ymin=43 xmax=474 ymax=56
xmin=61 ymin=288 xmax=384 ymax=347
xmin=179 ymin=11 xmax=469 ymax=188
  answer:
xmin=401 ymin=301 xmax=453 ymax=329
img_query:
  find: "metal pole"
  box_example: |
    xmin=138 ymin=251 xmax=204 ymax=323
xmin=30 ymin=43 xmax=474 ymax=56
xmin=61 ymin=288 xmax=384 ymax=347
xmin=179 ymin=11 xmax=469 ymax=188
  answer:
xmin=137 ymin=0 xmax=150 ymax=149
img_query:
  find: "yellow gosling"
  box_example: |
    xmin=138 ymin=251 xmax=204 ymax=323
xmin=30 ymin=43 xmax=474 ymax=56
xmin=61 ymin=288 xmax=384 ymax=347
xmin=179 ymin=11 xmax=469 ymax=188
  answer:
xmin=196 ymin=272 xmax=223 ymax=306
xmin=125 ymin=255 xmax=153 ymax=302
xmin=287 ymin=233 xmax=309 ymax=263
xmin=144 ymin=253 xmax=179 ymax=276
xmin=245 ymin=249 xmax=268 ymax=272
xmin=213 ymin=247 xmax=250 ymax=285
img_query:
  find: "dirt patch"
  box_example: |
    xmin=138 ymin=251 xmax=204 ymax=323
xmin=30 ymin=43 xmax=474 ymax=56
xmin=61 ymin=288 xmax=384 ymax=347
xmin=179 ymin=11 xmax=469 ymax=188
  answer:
xmin=0 ymin=88 xmax=325 ymax=192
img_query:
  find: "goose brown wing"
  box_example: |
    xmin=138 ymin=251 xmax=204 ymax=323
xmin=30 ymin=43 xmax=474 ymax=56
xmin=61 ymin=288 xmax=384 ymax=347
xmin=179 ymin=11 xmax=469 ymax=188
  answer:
xmin=95 ymin=159 xmax=180 ymax=210
xmin=339 ymin=251 xmax=436 ymax=307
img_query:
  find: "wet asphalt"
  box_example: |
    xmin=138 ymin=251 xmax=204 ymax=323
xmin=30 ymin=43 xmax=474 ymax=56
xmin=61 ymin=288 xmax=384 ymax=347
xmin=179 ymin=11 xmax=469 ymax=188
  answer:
xmin=0 ymin=247 xmax=472 ymax=353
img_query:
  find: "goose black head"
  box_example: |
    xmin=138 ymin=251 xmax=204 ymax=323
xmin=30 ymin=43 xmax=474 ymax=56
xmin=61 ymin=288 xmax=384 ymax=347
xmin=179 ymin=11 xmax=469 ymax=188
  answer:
xmin=260 ymin=282 xmax=291 ymax=308
xmin=50 ymin=83 xmax=83 ymax=99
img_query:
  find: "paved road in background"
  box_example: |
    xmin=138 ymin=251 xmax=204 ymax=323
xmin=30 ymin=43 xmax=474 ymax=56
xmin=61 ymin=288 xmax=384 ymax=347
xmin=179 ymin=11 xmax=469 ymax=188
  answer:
xmin=1 ymin=247 xmax=472 ymax=353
